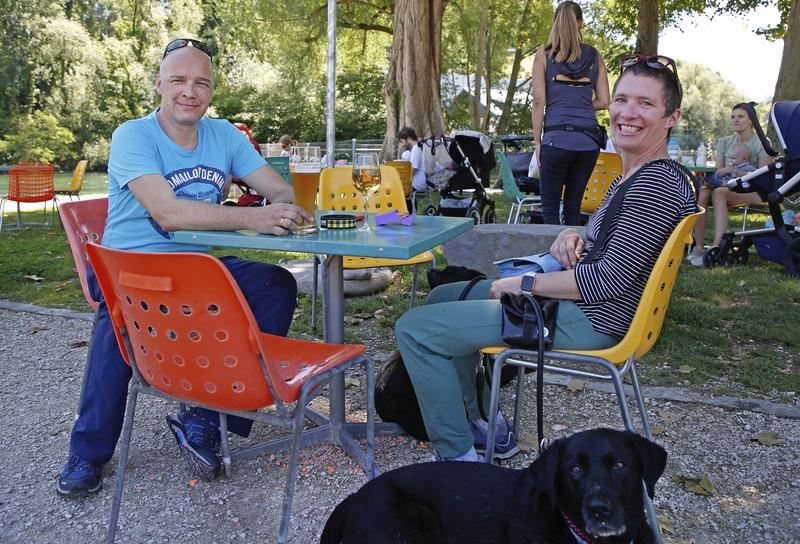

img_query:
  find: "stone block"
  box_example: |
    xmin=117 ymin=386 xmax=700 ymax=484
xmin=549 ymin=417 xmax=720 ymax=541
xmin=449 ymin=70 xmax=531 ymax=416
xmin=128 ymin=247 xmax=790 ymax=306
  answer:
xmin=441 ymin=223 xmax=585 ymax=278
xmin=279 ymin=258 xmax=392 ymax=296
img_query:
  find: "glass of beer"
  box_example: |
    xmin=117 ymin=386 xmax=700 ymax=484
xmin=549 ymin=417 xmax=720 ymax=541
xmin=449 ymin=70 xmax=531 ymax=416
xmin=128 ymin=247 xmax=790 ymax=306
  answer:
xmin=352 ymin=153 xmax=381 ymax=231
xmin=289 ymin=145 xmax=321 ymax=234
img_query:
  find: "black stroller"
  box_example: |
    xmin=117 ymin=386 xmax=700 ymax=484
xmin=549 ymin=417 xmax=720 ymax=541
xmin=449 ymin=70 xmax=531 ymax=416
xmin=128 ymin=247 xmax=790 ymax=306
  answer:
xmin=498 ymin=134 xmax=540 ymax=195
xmin=704 ymin=101 xmax=800 ymax=277
xmin=420 ymin=131 xmax=497 ymax=224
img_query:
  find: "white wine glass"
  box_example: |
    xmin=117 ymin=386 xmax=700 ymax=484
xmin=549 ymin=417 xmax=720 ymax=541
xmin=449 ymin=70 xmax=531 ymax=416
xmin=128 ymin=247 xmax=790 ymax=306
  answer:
xmin=352 ymin=153 xmax=381 ymax=232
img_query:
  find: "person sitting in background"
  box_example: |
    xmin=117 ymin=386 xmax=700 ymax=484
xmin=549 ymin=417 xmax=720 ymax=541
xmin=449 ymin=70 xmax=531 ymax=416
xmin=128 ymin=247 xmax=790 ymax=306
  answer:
xmin=705 ymin=142 xmax=757 ymax=188
xmin=688 ymin=103 xmax=771 ymax=266
xmin=279 ymin=134 xmax=295 ymax=156
xmin=397 ymin=127 xmax=428 ymax=191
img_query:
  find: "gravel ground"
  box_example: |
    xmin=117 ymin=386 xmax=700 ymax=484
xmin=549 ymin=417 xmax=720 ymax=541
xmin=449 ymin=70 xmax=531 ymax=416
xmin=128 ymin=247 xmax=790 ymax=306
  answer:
xmin=0 ymin=307 xmax=798 ymax=544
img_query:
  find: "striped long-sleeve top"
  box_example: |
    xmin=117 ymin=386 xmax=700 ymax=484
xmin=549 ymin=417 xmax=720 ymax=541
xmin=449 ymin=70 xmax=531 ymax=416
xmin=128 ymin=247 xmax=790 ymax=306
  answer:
xmin=574 ymin=159 xmax=696 ymax=339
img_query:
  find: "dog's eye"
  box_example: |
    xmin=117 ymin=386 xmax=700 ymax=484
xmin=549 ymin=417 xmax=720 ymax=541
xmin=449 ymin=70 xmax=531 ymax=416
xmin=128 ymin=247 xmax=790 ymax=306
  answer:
xmin=570 ymin=465 xmax=582 ymax=474
xmin=613 ymin=462 xmax=625 ymax=471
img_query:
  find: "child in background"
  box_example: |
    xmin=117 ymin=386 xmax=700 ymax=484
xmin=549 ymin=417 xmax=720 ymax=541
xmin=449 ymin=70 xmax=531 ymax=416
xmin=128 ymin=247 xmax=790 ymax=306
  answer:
xmin=706 ymin=143 xmax=757 ymax=188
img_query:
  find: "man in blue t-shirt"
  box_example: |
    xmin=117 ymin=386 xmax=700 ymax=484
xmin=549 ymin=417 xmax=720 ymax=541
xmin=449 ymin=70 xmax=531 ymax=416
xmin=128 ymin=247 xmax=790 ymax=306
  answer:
xmin=57 ymin=39 xmax=312 ymax=498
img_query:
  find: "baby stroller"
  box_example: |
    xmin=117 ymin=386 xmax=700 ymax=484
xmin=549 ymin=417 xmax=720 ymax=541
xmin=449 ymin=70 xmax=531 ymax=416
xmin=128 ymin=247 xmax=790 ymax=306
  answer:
xmin=420 ymin=131 xmax=497 ymax=224
xmin=498 ymin=134 xmax=540 ymax=195
xmin=705 ymin=101 xmax=800 ymax=277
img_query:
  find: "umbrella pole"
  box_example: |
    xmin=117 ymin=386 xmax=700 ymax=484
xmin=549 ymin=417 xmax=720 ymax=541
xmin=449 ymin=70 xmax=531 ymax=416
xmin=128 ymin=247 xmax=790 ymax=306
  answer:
xmin=326 ymin=0 xmax=336 ymax=164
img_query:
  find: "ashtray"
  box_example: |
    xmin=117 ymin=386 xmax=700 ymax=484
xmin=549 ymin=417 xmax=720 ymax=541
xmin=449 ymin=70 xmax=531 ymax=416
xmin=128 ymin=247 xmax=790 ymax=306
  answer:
xmin=319 ymin=214 xmax=358 ymax=229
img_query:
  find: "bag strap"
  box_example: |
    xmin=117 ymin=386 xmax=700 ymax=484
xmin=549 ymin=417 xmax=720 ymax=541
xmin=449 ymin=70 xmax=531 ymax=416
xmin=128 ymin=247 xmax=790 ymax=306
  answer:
xmin=457 ymin=274 xmax=486 ymax=301
xmin=521 ymin=294 xmax=547 ymax=450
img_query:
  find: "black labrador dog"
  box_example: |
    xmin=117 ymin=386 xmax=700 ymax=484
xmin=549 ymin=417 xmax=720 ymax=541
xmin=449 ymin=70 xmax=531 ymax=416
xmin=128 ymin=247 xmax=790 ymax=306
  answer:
xmin=320 ymin=428 xmax=667 ymax=544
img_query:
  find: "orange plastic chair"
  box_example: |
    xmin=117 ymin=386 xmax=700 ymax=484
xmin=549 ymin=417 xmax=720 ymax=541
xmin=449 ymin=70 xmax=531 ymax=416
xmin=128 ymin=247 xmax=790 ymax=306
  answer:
xmin=58 ymin=197 xmax=107 ymax=310
xmin=86 ymin=243 xmax=375 ymax=544
xmin=55 ymin=159 xmax=88 ymax=201
xmin=0 ymin=162 xmax=59 ymax=231
xmin=311 ymin=166 xmax=436 ymax=331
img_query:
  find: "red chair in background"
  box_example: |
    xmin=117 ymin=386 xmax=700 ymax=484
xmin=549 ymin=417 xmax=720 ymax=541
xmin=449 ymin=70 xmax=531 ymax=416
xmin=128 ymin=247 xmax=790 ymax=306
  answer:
xmin=85 ymin=243 xmax=375 ymax=544
xmin=0 ymin=162 xmax=59 ymax=231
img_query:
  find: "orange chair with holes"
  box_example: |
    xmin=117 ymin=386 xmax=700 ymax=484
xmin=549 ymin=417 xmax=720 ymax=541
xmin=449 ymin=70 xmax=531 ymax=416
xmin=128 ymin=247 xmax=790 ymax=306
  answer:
xmin=86 ymin=243 xmax=375 ymax=544
xmin=311 ymin=166 xmax=436 ymax=332
xmin=0 ymin=162 xmax=59 ymax=231
xmin=59 ymin=197 xmax=107 ymax=310
xmin=55 ymin=159 xmax=89 ymax=201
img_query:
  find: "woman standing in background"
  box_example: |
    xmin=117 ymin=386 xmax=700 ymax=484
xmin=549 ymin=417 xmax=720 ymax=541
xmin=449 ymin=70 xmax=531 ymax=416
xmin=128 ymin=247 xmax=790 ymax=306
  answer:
xmin=532 ymin=0 xmax=609 ymax=225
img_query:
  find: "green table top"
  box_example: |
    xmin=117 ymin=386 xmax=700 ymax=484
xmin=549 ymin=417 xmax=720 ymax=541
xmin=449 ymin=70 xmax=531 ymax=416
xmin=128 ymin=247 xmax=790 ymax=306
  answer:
xmin=173 ymin=214 xmax=474 ymax=259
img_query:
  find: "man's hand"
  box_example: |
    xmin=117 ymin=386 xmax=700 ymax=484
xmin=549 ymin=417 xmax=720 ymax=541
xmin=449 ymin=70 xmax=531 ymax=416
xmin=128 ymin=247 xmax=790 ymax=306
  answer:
xmin=251 ymin=203 xmax=312 ymax=236
xmin=550 ymin=228 xmax=584 ymax=269
xmin=489 ymin=276 xmax=524 ymax=299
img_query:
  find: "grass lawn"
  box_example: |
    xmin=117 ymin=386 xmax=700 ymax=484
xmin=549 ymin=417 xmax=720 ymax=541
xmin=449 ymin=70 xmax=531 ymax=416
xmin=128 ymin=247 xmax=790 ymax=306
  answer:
xmin=1 ymin=194 xmax=797 ymax=401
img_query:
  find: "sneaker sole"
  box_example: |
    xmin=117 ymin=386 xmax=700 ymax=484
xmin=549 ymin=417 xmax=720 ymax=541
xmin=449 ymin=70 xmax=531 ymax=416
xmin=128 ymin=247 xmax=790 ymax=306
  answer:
xmin=474 ymin=444 xmax=520 ymax=460
xmin=56 ymin=479 xmax=102 ymax=498
xmin=166 ymin=417 xmax=221 ymax=482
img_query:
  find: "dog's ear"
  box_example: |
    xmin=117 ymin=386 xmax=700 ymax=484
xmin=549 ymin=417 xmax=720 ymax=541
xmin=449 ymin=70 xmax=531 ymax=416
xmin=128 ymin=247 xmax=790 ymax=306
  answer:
xmin=530 ymin=437 xmax=562 ymax=508
xmin=626 ymin=432 xmax=667 ymax=499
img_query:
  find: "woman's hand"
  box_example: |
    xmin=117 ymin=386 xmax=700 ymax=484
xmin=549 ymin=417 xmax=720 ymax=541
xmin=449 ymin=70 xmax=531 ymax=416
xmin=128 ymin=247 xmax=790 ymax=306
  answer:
xmin=489 ymin=276 xmax=524 ymax=299
xmin=251 ymin=203 xmax=312 ymax=236
xmin=550 ymin=228 xmax=585 ymax=269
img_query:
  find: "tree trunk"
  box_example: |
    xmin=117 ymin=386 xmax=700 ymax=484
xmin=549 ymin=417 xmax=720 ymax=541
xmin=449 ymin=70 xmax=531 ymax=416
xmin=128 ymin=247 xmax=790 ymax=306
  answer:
xmin=382 ymin=0 xmax=446 ymax=160
xmin=636 ymin=0 xmax=658 ymax=55
xmin=471 ymin=0 xmax=489 ymax=129
xmin=481 ymin=6 xmax=495 ymax=132
xmin=496 ymin=0 xmax=533 ymax=134
xmin=772 ymin=0 xmax=799 ymax=104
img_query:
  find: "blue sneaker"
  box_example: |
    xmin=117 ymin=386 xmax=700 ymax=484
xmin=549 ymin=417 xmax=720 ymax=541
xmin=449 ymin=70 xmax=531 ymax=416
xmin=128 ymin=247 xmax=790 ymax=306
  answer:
xmin=166 ymin=410 xmax=221 ymax=481
xmin=432 ymin=446 xmax=484 ymax=462
xmin=470 ymin=413 xmax=520 ymax=460
xmin=57 ymin=453 xmax=102 ymax=497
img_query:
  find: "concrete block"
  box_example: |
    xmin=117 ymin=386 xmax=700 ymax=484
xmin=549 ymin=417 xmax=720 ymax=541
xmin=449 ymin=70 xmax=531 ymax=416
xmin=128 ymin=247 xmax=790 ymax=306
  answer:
xmin=279 ymin=258 xmax=392 ymax=296
xmin=442 ymin=223 xmax=585 ymax=278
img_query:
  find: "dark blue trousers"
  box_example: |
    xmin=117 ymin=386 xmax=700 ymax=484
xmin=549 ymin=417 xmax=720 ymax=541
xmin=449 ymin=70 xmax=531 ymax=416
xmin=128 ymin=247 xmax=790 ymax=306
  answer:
xmin=70 ymin=256 xmax=297 ymax=466
xmin=539 ymin=145 xmax=600 ymax=226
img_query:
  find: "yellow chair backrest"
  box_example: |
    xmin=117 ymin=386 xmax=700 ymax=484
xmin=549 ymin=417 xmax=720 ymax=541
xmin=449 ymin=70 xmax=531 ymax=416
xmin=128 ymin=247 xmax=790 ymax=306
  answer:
xmin=318 ymin=165 xmax=408 ymax=214
xmin=385 ymin=160 xmax=413 ymax=198
xmin=67 ymin=160 xmax=88 ymax=192
xmin=561 ymin=209 xmax=703 ymax=364
xmin=582 ymin=152 xmax=621 ymax=213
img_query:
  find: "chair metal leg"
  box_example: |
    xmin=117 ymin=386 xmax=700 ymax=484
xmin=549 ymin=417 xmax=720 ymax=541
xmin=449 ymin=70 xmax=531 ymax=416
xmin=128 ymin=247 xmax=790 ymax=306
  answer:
xmin=514 ymin=202 xmax=523 ymax=224
xmin=628 ymin=362 xmax=653 ymax=440
xmin=106 ymin=386 xmax=139 ymax=544
xmin=512 ymin=365 xmax=525 ymax=437
xmin=16 ymin=201 xmax=22 ymax=228
xmin=277 ymin=389 xmax=311 ymax=544
xmin=0 ymin=197 xmax=6 ymax=232
xmin=365 ymin=357 xmax=376 ymax=480
xmin=311 ymin=255 xmax=319 ymax=334
xmin=75 ymin=308 xmax=100 ymax=419
xmin=219 ymin=413 xmax=232 ymax=479
xmin=507 ymin=203 xmax=516 ymax=223
xmin=608 ymin=366 xmax=636 ymax=432
xmin=484 ymin=355 xmax=507 ymax=465
xmin=644 ymin=484 xmax=665 ymax=544
xmin=409 ymin=265 xmax=419 ymax=309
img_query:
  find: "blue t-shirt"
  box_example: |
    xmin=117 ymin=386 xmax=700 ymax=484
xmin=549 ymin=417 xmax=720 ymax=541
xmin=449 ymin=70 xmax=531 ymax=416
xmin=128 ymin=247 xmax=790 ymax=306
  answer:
xmin=104 ymin=110 xmax=265 ymax=252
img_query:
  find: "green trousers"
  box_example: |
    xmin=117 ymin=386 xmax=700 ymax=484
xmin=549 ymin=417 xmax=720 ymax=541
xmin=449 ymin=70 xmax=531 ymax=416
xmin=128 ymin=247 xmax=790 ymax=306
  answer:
xmin=395 ymin=279 xmax=617 ymax=458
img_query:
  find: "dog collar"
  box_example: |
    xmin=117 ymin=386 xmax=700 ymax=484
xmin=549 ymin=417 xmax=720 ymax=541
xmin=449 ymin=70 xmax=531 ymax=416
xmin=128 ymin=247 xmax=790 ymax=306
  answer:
xmin=563 ymin=515 xmax=634 ymax=544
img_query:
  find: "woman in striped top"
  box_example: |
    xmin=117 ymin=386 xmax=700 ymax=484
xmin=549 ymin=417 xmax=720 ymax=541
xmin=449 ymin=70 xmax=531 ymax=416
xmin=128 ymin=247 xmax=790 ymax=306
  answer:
xmin=395 ymin=56 xmax=695 ymax=463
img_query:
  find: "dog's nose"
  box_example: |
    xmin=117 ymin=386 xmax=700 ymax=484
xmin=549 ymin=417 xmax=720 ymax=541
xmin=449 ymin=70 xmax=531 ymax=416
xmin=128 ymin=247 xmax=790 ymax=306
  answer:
xmin=587 ymin=496 xmax=613 ymax=519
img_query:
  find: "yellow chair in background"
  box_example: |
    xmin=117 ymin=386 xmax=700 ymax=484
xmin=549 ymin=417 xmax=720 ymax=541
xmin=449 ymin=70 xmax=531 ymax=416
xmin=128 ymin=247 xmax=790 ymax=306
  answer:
xmin=478 ymin=210 xmax=702 ymax=544
xmin=581 ymin=151 xmax=622 ymax=214
xmin=55 ymin=159 xmax=88 ymax=201
xmin=312 ymin=165 xmax=436 ymax=332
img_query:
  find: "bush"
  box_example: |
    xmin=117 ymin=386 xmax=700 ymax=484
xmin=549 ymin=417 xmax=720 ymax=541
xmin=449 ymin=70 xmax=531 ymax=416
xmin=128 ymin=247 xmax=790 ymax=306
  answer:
xmin=82 ymin=138 xmax=111 ymax=171
xmin=0 ymin=111 xmax=76 ymax=165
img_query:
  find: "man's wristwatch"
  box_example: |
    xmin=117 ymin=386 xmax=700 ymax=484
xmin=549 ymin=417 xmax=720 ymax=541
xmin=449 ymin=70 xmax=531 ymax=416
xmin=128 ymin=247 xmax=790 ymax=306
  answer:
xmin=521 ymin=273 xmax=537 ymax=294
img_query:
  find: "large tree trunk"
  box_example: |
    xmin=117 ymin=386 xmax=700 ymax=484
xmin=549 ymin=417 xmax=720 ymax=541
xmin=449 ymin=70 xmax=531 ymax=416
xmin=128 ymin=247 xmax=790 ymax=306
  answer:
xmin=636 ymin=0 xmax=658 ymax=55
xmin=496 ymin=0 xmax=534 ymax=135
xmin=382 ymin=0 xmax=446 ymax=160
xmin=772 ymin=0 xmax=799 ymax=104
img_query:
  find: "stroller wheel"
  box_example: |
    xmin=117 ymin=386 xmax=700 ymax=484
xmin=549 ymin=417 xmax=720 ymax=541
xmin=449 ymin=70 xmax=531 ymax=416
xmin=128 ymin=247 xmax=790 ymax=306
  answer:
xmin=423 ymin=205 xmax=438 ymax=216
xmin=483 ymin=207 xmax=496 ymax=224
xmin=731 ymin=243 xmax=749 ymax=265
xmin=783 ymin=237 xmax=800 ymax=279
xmin=703 ymin=246 xmax=721 ymax=269
xmin=467 ymin=207 xmax=481 ymax=225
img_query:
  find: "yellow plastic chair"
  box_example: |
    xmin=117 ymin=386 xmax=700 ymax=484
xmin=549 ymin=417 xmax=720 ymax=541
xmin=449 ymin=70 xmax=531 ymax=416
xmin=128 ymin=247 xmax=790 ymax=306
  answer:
xmin=55 ymin=159 xmax=88 ymax=201
xmin=385 ymin=160 xmax=412 ymax=199
xmin=311 ymin=165 xmax=436 ymax=332
xmin=478 ymin=210 xmax=701 ymax=544
xmin=581 ymin=151 xmax=622 ymax=214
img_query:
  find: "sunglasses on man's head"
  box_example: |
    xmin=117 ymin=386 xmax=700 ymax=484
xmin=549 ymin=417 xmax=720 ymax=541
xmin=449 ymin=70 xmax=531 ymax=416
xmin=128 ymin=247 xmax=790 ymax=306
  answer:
xmin=620 ymin=54 xmax=676 ymax=74
xmin=162 ymin=38 xmax=213 ymax=60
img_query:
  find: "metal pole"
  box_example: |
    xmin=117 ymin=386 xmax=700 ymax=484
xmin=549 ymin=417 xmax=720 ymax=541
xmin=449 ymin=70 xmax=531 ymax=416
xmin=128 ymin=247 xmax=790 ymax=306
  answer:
xmin=326 ymin=0 xmax=336 ymax=166
xmin=351 ymin=138 xmax=356 ymax=163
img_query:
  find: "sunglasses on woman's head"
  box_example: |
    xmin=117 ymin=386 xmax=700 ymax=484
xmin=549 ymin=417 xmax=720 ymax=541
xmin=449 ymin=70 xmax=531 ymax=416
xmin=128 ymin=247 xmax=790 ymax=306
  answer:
xmin=162 ymin=38 xmax=213 ymax=59
xmin=620 ymin=54 xmax=676 ymax=74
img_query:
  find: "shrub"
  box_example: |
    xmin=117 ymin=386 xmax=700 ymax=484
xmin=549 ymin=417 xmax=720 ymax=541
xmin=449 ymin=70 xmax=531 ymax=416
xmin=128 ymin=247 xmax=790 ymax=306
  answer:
xmin=82 ymin=138 xmax=111 ymax=171
xmin=0 ymin=111 xmax=76 ymax=165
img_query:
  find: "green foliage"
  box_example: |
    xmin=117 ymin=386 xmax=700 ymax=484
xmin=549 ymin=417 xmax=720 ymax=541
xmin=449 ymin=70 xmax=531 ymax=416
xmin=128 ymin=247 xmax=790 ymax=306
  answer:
xmin=0 ymin=111 xmax=76 ymax=164
xmin=82 ymin=137 xmax=112 ymax=171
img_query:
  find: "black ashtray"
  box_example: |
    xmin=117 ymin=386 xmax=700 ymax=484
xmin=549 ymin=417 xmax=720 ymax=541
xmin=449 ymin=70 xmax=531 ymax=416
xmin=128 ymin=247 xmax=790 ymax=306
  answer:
xmin=319 ymin=213 xmax=358 ymax=229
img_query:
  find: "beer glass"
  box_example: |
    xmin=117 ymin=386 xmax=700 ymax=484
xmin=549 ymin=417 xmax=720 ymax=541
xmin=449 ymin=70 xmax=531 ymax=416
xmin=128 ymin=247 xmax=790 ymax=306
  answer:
xmin=289 ymin=145 xmax=321 ymax=234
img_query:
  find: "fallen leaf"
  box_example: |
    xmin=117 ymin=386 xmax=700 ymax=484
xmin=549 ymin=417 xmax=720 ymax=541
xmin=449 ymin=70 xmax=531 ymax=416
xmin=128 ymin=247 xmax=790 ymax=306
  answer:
xmin=28 ymin=326 xmax=49 ymax=334
xmin=677 ymin=365 xmax=695 ymax=374
xmin=326 ymin=465 xmax=335 ymax=474
xmin=737 ymin=279 xmax=746 ymax=287
xmin=778 ymin=366 xmax=793 ymax=375
xmin=651 ymin=424 xmax=666 ymax=436
xmin=418 ymin=442 xmax=429 ymax=449
xmin=657 ymin=514 xmax=675 ymax=535
xmin=353 ymin=313 xmax=373 ymax=320
xmin=188 ymin=479 xmax=199 ymax=488
xmin=69 ymin=340 xmax=89 ymax=348
xmin=551 ymin=423 xmax=568 ymax=432
xmin=566 ymin=379 xmax=586 ymax=394
xmin=672 ymin=474 xmax=717 ymax=496
xmin=344 ymin=377 xmax=360 ymax=388
xmin=750 ymin=431 xmax=784 ymax=446
xmin=659 ymin=411 xmax=682 ymax=424
xmin=23 ymin=274 xmax=44 ymax=282
xmin=517 ymin=436 xmax=539 ymax=453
